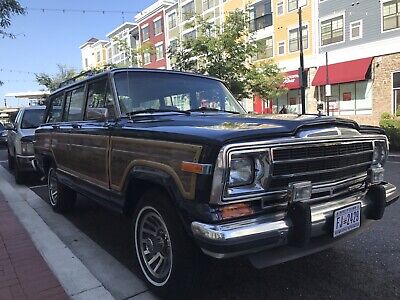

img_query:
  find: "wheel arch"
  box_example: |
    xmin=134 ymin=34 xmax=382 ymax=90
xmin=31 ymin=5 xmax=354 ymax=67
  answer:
xmin=122 ymin=166 xmax=186 ymax=218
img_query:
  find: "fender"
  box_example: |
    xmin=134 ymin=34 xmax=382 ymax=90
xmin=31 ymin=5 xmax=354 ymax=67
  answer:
xmin=122 ymin=165 xmax=188 ymax=212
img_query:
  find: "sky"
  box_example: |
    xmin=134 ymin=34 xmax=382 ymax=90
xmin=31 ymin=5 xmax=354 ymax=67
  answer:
xmin=0 ymin=0 xmax=155 ymax=108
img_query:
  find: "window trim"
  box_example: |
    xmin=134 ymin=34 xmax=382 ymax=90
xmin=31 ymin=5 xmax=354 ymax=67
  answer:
xmin=167 ymin=10 xmax=178 ymax=30
xmin=319 ymin=13 xmax=345 ymax=47
xmin=349 ymin=19 xmax=363 ymax=40
xmin=381 ymin=0 xmax=400 ymax=33
xmin=141 ymin=24 xmax=150 ymax=42
xmin=287 ymin=0 xmax=307 ymax=13
xmin=277 ymin=1 xmax=284 ymax=16
xmin=153 ymin=18 xmax=163 ymax=36
xmin=288 ymin=23 xmax=309 ymax=53
xmin=278 ymin=41 xmax=286 ymax=56
xmin=155 ymin=42 xmax=165 ymax=61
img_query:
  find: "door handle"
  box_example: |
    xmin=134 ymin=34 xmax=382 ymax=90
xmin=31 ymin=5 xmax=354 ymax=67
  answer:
xmin=72 ymin=123 xmax=82 ymax=129
xmin=52 ymin=124 xmax=60 ymax=129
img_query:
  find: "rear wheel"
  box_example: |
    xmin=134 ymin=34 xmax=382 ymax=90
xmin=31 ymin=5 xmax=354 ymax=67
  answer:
xmin=7 ymin=149 xmax=14 ymax=170
xmin=132 ymin=190 xmax=205 ymax=298
xmin=48 ymin=166 xmax=76 ymax=213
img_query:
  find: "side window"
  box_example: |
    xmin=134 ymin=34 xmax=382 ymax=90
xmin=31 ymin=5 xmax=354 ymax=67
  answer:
xmin=46 ymin=93 xmax=64 ymax=123
xmin=85 ymin=79 xmax=116 ymax=120
xmin=64 ymin=86 xmax=85 ymax=121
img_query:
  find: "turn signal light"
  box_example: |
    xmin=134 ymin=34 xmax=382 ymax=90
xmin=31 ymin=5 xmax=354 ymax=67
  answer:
xmin=181 ymin=162 xmax=213 ymax=175
xmin=220 ymin=203 xmax=254 ymax=220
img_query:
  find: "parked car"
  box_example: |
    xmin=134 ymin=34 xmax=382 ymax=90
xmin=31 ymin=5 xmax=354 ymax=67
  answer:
xmin=0 ymin=123 xmax=7 ymax=145
xmin=7 ymin=106 xmax=45 ymax=183
xmin=34 ymin=69 xmax=399 ymax=298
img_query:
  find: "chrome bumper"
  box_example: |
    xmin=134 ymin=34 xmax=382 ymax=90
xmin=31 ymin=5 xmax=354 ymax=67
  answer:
xmin=191 ymin=182 xmax=399 ymax=259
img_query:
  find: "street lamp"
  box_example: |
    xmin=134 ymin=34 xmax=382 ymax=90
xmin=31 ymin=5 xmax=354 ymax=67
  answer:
xmin=298 ymin=0 xmax=307 ymax=115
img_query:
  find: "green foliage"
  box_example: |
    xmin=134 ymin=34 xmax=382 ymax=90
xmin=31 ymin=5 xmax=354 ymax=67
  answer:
xmin=0 ymin=0 xmax=25 ymax=38
xmin=168 ymin=10 xmax=286 ymax=100
xmin=35 ymin=64 xmax=77 ymax=91
xmin=380 ymin=113 xmax=400 ymax=150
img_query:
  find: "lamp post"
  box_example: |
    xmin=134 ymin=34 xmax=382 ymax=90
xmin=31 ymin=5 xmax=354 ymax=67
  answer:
xmin=298 ymin=0 xmax=307 ymax=115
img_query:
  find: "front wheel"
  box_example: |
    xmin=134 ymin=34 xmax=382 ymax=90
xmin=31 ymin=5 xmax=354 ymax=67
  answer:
xmin=48 ymin=166 xmax=76 ymax=213
xmin=133 ymin=190 xmax=205 ymax=298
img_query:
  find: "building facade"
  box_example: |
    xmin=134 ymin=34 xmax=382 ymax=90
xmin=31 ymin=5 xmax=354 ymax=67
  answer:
xmin=106 ymin=22 xmax=139 ymax=67
xmin=312 ymin=0 xmax=400 ymax=125
xmin=135 ymin=0 xmax=176 ymax=69
xmin=80 ymin=38 xmax=108 ymax=70
xmin=79 ymin=0 xmax=400 ymax=125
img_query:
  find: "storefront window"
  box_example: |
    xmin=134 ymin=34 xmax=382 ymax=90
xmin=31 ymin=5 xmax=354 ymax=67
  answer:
xmin=393 ymin=72 xmax=400 ymax=115
xmin=274 ymin=90 xmax=302 ymax=114
xmin=327 ymin=80 xmax=372 ymax=116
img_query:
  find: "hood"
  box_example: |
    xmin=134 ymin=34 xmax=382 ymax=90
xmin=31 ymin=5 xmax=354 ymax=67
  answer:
xmin=117 ymin=113 xmax=362 ymax=145
xmin=20 ymin=128 xmax=37 ymax=139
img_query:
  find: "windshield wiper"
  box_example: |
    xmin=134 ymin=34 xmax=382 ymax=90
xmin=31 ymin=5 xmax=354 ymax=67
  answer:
xmin=126 ymin=108 xmax=190 ymax=117
xmin=186 ymin=107 xmax=241 ymax=114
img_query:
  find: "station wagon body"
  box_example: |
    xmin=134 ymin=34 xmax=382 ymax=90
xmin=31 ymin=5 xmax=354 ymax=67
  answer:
xmin=34 ymin=69 xmax=399 ymax=297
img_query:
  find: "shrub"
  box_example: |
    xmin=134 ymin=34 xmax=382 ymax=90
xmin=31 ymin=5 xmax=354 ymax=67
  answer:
xmin=380 ymin=113 xmax=400 ymax=150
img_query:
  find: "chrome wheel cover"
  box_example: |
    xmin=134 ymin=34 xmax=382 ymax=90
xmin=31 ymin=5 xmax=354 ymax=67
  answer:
xmin=135 ymin=206 xmax=173 ymax=286
xmin=48 ymin=168 xmax=58 ymax=206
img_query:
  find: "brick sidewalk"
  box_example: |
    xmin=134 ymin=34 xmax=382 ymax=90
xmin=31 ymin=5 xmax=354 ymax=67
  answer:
xmin=0 ymin=195 xmax=68 ymax=300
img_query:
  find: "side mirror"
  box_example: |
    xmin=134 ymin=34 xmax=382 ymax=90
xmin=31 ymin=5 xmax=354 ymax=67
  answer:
xmin=4 ymin=123 xmax=14 ymax=130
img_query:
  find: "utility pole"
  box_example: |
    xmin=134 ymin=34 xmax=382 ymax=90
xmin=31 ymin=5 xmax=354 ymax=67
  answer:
xmin=298 ymin=3 xmax=306 ymax=115
xmin=325 ymin=52 xmax=330 ymax=116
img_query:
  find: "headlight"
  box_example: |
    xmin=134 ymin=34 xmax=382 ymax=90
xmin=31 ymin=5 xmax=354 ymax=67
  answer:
xmin=21 ymin=142 xmax=34 ymax=155
xmin=372 ymin=140 xmax=388 ymax=166
xmin=228 ymin=156 xmax=254 ymax=187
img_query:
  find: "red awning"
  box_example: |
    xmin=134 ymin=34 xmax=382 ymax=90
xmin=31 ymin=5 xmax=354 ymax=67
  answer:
xmin=312 ymin=57 xmax=373 ymax=86
xmin=283 ymin=69 xmax=308 ymax=90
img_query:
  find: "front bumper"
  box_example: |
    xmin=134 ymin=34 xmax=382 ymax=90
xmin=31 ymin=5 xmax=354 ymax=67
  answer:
xmin=191 ymin=182 xmax=399 ymax=262
xmin=16 ymin=155 xmax=36 ymax=172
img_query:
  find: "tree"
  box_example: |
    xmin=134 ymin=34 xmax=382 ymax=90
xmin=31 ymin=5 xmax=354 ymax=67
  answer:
xmin=169 ymin=10 xmax=286 ymax=101
xmin=0 ymin=0 xmax=25 ymax=38
xmin=35 ymin=64 xmax=77 ymax=91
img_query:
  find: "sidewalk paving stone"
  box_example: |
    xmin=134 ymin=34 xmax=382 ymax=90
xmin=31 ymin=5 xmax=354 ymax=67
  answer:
xmin=0 ymin=193 xmax=68 ymax=300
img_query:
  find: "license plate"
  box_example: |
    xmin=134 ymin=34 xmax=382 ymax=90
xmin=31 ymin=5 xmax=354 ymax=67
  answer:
xmin=333 ymin=203 xmax=361 ymax=238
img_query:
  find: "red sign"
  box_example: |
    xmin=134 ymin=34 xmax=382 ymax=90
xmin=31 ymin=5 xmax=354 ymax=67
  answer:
xmin=283 ymin=70 xmax=300 ymax=90
xmin=343 ymin=92 xmax=352 ymax=101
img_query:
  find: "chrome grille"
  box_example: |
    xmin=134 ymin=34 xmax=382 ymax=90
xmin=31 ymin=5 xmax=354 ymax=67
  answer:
xmin=270 ymin=141 xmax=373 ymax=191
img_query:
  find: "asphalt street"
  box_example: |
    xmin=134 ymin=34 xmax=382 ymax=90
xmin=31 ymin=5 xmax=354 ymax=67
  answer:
xmin=0 ymin=146 xmax=399 ymax=299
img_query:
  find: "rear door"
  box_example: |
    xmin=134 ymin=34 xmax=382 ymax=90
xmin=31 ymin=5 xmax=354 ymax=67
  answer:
xmin=66 ymin=77 xmax=116 ymax=190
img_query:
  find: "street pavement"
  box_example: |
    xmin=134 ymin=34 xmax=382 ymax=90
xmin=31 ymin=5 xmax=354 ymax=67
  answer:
xmin=0 ymin=146 xmax=399 ymax=299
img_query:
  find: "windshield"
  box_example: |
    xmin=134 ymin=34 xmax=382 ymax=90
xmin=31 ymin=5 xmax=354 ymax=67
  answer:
xmin=21 ymin=109 xmax=45 ymax=129
xmin=113 ymin=71 xmax=246 ymax=115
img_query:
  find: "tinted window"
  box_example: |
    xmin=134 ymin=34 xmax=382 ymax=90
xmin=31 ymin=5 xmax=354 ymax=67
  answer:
xmin=21 ymin=109 xmax=45 ymax=129
xmin=64 ymin=86 xmax=85 ymax=121
xmin=46 ymin=93 xmax=64 ymax=123
xmin=114 ymin=72 xmax=245 ymax=114
xmin=85 ymin=79 xmax=115 ymax=120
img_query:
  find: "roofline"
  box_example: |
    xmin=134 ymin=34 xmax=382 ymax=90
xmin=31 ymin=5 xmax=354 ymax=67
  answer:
xmin=79 ymin=38 xmax=99 ymax=49
xmin=106 ymin=22 xmax=137 ymax=38
xmin=92 ymin=40 xmax=109 ymax=47
xmin=135 ymin=0 xmax=176 ymax=23
xmin=50 ymin=68 xmax=223 ymax=95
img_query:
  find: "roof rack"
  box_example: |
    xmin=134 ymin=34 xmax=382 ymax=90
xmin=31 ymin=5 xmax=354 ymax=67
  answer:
xmin=57 ymin=69 xmax=97 ymax=89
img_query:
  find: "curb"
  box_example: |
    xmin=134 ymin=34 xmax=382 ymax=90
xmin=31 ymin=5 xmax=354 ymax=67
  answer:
xmin=388 ymin=153 xmax=400 ymax=163
xmin=0 ymin=166 xmax=114 ymax=300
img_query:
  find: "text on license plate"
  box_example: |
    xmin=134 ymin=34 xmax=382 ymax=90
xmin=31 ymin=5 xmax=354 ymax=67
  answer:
xmin=333 ymin=203 xmax=361 ymax=238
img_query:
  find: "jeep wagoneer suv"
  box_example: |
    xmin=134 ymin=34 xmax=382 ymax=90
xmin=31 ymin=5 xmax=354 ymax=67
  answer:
xmin=34 ymin=69 xmax=399 ymax=297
